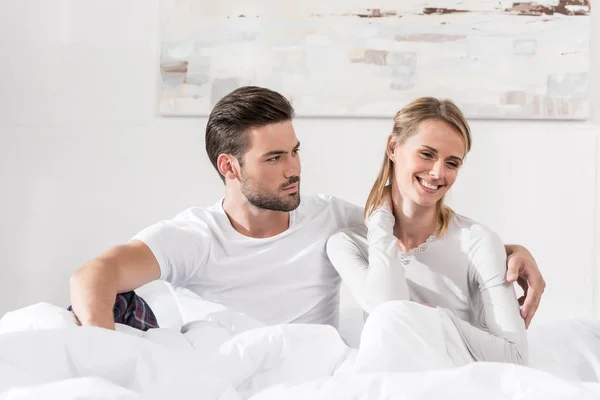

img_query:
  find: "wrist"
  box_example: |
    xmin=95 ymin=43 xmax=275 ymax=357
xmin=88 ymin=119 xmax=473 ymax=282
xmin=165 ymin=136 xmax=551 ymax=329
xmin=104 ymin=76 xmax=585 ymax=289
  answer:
xmin=506 ymin=244 xmax=521 ymax=258
xmin=508 ymin=244 xmax=532 ymax=259
xmin=76 ymin=309 xmax=116 ymax=330
xmin=368 ymin=204 xmax=394 ymax=222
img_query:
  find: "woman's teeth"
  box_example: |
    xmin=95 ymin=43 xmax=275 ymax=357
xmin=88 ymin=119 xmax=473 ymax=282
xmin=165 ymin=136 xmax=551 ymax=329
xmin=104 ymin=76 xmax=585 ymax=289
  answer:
xmin=419 ymin=178 xmax=439 ymax=190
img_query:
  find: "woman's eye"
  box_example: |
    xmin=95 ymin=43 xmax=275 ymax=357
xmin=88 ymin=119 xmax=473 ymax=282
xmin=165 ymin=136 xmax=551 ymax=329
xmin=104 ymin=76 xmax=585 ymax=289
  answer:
xmin=420 ymin=152 xmax=433 ymax=158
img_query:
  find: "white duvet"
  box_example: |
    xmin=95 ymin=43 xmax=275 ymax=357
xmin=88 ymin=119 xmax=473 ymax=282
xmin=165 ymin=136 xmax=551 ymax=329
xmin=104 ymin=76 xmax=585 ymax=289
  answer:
xmin=1 ymin=301 xmax=600 ymax=400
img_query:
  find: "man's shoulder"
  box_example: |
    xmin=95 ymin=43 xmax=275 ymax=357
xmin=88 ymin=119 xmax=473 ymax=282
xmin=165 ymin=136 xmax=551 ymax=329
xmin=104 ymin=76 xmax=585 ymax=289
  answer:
xmin=297 ymin=194 xmax=363 ymax=229
xmin=130 ymin=202 xmax=222 ymax=247
xmin=298 ymin=194 xmax=360 ymax=213
xmin=298 ymin=193 xmax=334 ymax=207
xmin=159 ymin=200 xmax=223 ymax=231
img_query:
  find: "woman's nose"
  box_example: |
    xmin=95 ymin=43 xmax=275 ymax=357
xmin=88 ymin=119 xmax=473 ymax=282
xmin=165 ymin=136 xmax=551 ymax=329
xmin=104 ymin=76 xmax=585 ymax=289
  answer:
xmin=429 ymin=161 xmax=444 ymax=180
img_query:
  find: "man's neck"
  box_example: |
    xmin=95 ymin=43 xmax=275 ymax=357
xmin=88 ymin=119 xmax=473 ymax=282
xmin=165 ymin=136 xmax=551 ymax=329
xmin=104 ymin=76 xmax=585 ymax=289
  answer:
xmin=392 ymin=196 xmax=437 ymax=252
xmin=222 ymin=191 xmax=290 ymax=239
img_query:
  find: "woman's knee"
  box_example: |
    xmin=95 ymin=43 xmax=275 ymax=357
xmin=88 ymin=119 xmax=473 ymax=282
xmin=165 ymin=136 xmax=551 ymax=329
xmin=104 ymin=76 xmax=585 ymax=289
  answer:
xmin=368 ymin=300 xmax=422 ymax=319
xmin=364 ymin=301 xmax=438 ymax=335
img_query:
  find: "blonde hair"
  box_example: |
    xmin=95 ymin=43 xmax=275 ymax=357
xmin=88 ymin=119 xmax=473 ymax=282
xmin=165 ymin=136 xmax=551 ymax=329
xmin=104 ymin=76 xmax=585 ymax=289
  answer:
xmin=364 ymin=97 xmax=472 ymax=237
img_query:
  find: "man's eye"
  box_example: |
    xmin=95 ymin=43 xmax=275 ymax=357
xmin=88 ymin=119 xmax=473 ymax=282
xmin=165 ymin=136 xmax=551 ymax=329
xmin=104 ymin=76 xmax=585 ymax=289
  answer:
xmin=267 ymin=156 xmax=280 ymax=162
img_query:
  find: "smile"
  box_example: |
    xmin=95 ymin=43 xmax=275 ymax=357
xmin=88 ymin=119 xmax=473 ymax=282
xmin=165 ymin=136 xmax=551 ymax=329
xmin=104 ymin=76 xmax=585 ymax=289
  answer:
xmin=416 ymin=177 xmax=442 ymax=193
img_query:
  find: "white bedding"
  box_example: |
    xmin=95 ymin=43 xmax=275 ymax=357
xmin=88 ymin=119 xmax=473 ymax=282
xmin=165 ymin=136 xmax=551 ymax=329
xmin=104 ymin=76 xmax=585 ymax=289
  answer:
xmin=1 ymin=299 xmax=600 ymax=400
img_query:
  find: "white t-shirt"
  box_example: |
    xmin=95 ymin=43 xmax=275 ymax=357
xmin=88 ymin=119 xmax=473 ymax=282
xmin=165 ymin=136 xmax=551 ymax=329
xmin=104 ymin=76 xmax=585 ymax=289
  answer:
xmin=326 ymin=205 xmax=528 ymax=364
xmin=132 ymin=194 xmax=363 ymax=326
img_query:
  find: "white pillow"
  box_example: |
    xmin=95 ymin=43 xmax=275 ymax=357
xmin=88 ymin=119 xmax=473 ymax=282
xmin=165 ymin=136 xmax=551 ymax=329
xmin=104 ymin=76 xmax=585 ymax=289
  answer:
xmin=137 ymin=281 xmax=261 ymax=329
xmin=0 ymin=302 xmax=78 ymax=334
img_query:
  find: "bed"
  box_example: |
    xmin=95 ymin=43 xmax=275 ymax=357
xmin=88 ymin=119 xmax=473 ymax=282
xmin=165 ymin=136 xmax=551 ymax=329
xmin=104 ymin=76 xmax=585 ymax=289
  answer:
xmin=1 ymin=282 xmax=599 ymax=399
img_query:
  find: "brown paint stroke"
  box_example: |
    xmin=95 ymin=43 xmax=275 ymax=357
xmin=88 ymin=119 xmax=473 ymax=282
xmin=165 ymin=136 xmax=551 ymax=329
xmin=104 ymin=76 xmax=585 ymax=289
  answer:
xmin=423 ymin=8 xmax=470 ymax=15
xmin=356 ymin=9 xmax=397 ymax=18
xmin=395 ymin=33 xmax=466 ymax=42
xmin=350 ymin=49 xmax=389 ymax=66
xmin=506 ymin=0 xmax=590 ymax=16
xmin=161 ymin=60 xmax=188 ymax=74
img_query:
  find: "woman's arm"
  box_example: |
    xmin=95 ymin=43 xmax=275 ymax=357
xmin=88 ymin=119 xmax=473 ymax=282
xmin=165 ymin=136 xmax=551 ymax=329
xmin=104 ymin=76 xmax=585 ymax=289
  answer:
xmin=447 ymin=229 xmax=528 ymax=364
xmin=326 ymin=204 xmax=409 ymax=314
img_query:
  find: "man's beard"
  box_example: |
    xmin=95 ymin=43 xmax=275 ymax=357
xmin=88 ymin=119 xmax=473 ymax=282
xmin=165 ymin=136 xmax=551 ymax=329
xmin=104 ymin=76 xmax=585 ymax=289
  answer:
xmin=240 ymin=176 xmax=301 ymax=212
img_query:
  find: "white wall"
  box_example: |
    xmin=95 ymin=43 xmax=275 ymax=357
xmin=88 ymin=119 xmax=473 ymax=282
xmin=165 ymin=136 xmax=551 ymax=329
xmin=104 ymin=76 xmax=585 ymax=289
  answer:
xmin=1 ymin=1 xmax=599 ymax=336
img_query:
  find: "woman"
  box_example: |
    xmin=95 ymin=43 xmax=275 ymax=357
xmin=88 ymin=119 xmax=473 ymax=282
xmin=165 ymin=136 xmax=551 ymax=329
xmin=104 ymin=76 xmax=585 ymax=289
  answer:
xmin=327 ymin=97 xmax=527 ymax=373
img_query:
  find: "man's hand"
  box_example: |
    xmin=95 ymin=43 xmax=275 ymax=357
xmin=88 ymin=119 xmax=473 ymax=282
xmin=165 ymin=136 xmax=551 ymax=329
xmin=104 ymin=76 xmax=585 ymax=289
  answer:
xmin=69 ymin=241 xmax=160 ymax=330
xmin=505 ymin=245 xmax=546 ymax=329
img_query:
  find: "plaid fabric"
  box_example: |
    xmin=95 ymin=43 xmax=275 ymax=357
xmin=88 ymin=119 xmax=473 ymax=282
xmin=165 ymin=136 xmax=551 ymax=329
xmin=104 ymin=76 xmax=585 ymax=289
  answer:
xmin=67 ymin=290 xmax=159 ymax=331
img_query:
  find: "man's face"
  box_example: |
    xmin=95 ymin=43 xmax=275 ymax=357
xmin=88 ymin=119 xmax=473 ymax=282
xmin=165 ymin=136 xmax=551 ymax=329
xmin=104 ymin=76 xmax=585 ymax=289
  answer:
xmin=238 ymin=121 xmax=301 ymax=212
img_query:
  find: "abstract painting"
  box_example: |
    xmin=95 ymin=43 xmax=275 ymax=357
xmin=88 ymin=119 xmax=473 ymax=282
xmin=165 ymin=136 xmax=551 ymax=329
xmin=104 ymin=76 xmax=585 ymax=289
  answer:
xmin=158 ymin=0 xmax=590 ymax=119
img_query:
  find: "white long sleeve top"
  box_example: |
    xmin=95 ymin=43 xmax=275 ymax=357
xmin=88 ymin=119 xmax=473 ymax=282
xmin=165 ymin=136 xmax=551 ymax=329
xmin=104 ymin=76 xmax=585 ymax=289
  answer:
xmin=326 ymin=205 xmax=528 ymax=365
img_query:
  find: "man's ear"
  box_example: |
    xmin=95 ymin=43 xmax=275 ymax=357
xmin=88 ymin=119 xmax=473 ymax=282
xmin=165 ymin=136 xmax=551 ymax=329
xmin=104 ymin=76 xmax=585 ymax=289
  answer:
xmin=217 ymin=154 xmax=240 ymax=181
xmin=386 ymin=134 xmax=396 ymax=161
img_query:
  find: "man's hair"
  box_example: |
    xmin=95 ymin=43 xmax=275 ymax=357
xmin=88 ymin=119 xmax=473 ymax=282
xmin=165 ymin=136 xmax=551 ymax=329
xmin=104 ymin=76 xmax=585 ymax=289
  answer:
xmin=205 ymin=86 xmax=295 ymax=182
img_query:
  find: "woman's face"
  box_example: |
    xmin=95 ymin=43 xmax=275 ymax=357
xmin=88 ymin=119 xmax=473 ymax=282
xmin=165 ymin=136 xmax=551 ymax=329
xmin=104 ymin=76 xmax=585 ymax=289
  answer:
xmin=389 ymin=119 xmax=466 ymax=209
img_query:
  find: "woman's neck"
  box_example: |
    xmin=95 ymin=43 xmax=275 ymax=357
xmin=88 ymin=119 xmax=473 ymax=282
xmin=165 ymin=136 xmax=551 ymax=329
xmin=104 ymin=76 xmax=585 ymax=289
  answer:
xmin=392 ymin=194 xmax=438 ymax=253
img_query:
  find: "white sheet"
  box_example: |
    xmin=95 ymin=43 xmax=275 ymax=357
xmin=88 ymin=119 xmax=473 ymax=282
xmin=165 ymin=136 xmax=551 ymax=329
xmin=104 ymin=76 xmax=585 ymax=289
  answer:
xmin=1 ymin=302 xmax=599 ymax=399
xmin=1 ymin=378 xmax=140 ymax=400
xmin=250 ymin=363 xmax=600 ymax=400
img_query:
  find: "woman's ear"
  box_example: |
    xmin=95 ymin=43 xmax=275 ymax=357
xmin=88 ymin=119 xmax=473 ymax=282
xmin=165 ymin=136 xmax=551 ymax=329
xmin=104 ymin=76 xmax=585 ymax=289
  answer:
xmin=386 ymin=134 xmax=396 ymax=161
xmin=217 ymin=154 xmax=240 ymax=181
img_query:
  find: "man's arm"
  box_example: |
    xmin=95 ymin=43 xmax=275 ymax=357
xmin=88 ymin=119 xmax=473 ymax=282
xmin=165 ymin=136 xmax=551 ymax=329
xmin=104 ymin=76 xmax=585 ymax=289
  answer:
xmin=504 ymin=244 xmax=546 ymax=328
xmin=69 ymin=240 xmax=160 ymax=330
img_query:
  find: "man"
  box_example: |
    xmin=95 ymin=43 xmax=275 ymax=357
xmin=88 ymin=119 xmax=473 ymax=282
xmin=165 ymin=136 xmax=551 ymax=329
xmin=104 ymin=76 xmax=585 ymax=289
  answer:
xmin=69 ymin=86 xmax=545 ymax=332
